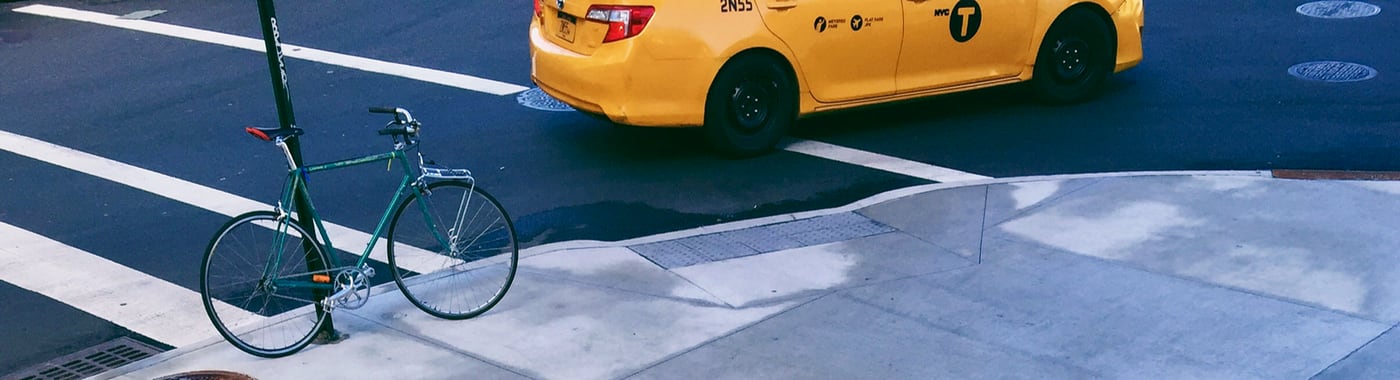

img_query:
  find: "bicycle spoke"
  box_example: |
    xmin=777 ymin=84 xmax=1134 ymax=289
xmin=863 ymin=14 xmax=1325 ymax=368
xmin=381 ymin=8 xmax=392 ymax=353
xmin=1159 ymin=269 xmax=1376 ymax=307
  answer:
xmin=449 ymin=185 xmax=477 ymax=248
xmin=455 ymin=215 xmax=501 ymax=256
xmin=206 ymin=276 xmax=263 ymax=290
xmin=202 ymin=211 xmax=328 ymax=357
xmin=388 ymin=182 xmax=517 ymax=320
xmin=235 ymin=289 xmax=265 ymax=311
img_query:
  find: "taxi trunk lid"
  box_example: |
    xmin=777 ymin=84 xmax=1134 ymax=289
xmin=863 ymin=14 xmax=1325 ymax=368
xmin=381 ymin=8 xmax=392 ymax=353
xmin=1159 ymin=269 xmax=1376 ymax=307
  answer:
xmin=537 ymin=0 xmax=655 ymax=55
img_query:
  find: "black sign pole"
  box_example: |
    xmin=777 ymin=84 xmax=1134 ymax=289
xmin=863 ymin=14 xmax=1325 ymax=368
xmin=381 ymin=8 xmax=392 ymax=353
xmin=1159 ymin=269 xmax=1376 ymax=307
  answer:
xmin=254 ymin=0 xmax=341 ymax=342
xmin=254 ymin=0 xmax=296 ymax=133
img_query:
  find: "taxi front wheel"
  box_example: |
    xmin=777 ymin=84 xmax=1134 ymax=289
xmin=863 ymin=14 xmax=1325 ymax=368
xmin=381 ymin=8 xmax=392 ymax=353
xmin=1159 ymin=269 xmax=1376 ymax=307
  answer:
xmin=1031 ymin=8 xmax=1113 ymax=105
xmin=704 ymin=54 xmax=796 ymax=158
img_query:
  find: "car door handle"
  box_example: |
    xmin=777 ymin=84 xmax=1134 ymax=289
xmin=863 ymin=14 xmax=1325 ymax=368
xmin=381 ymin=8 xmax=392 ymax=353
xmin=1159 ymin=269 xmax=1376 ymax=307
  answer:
xmin=767 ymin=0 xmax=797 ymax=9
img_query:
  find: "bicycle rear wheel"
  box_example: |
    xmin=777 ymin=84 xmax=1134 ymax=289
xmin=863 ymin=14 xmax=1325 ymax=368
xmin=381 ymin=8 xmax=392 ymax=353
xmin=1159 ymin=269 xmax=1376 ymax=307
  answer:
xmin=387 ymin=181 xmax=518 ymax=320
xmin=201 ymin=211 xmax=331 ymax=358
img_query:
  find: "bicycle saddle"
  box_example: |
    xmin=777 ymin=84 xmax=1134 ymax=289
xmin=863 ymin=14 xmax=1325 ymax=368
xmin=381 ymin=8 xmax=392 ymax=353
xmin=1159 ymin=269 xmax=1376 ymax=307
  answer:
xmin=245 ymin=126 xmax=305 ymax=141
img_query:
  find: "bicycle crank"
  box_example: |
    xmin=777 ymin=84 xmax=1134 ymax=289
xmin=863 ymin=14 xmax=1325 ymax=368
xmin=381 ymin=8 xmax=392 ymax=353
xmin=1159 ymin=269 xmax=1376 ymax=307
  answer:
xmin=323 ymin=267 xmax=374 ymax=310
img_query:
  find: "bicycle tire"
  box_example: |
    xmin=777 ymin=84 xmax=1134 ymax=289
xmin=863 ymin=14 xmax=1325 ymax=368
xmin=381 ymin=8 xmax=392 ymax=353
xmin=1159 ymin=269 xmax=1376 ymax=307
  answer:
xmin=201 ymin=210 xmax=331 ymax=358
xmin=387 ymin=181 xmax=518 ymax=320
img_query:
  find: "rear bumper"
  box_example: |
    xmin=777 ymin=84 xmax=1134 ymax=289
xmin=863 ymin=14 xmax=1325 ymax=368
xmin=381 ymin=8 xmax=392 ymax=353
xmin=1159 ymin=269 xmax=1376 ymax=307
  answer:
xmin=529 ymin=25 xmax=713 ymax=127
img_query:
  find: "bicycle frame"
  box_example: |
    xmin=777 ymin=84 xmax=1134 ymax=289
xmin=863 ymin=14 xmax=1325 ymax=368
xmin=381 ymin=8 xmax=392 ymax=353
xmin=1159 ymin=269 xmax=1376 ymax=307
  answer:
xmin=266 ymin=147 xmax=457 ymax=293
xmin=299 ymin=150 xmax=412 ymax=264
xmin=207 ymin=107 xmax=517 ymax=358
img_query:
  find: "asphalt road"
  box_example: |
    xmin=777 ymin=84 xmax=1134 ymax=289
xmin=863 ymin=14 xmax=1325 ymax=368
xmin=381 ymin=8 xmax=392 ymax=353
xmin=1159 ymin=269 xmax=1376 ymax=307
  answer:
xmin=1 ymin=0 xmax=1396 ymax=376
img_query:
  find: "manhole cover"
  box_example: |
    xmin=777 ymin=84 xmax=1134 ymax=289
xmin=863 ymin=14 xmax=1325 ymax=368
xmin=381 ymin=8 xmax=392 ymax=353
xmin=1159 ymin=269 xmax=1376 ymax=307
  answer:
xmin=1288 ymin=61 xmax=1377 ymax=82
xmin=154 ymin=370 xmax=257 ymax=380
xmin=1296 ymin=1 xmax=1381 ymax=18
xmin=516 ymin=87 xmax=575 ymax=112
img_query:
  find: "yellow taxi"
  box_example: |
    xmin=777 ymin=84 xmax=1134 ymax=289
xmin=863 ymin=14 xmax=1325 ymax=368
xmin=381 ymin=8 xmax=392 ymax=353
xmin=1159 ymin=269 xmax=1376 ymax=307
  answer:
xmin=529 ymin=0 xmax=1144 ymax=156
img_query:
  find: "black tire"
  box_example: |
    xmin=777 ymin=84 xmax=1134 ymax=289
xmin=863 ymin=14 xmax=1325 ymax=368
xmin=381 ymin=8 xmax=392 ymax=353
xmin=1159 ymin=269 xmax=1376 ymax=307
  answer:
xmin=201 ymin=211 xmax=330 ymax=358
xmin=703 ymin=54 xmax=797 ymax=158
xmin=1031 ymin=7 xmax=1115 ymax=105
xmin=387 ymin=181 xmax=518 ymax=320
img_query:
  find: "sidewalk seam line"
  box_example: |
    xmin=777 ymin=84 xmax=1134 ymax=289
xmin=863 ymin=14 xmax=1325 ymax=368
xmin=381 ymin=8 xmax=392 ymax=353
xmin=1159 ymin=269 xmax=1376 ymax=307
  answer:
xmin=984 ymin=234 xmax=1391 ymax=324
xmin=617 ymin=293 xmax=831 ymax=379
xmin=835 ymin=291 xmax=1103 ymax=376
xmin=516 ymin=266 xmax=730 ymax=308
xmin=978 ymin=185 xmax=989 ymax=264
xmin=1308 ymin=323 xmax=1398 ymax=379
xmin=337 ymin=311 xmax=537 ymax=379
xmin=656 ymin=263 xmax=734 ymax=308
xmin=983 ymin=177 xmax=1105 ymax=230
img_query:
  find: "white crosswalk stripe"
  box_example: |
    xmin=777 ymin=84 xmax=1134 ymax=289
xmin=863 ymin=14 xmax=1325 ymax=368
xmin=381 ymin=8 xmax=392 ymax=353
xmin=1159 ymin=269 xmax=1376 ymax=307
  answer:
xmin=12 ymin=4 xmax=529 ymax=96
xmin=0 ymin=222 xmax=260 ymax=347
xmin=0 ymin=129 xmax=446 ymax=276
xmin=782 ymin=139 xmax=991 ymax=183
xmin=0 ymin=129 xmax=457 ymax=348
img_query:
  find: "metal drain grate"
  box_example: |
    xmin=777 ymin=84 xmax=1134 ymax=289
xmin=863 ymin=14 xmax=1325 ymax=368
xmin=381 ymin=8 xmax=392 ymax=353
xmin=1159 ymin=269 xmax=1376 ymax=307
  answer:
xmin=1289 ymin=61 xmax=1377 ymax=82
xmin=5 ymin=337 xmax=162 ymax=380
xmin=1296 ymin=1 xmax=1381 ymax=18
xmin=516 ymin=87 xmax=576 ymax=112
xmin=631 ymin=212 xmax=896 ymax=269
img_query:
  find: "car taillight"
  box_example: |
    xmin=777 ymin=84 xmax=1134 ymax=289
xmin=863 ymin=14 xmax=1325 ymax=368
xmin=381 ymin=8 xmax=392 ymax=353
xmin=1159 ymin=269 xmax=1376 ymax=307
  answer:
xmin=585 ymin=5 xmax=654 ymax=43
xmin=534 ymin=0 xmax=543 ymax=24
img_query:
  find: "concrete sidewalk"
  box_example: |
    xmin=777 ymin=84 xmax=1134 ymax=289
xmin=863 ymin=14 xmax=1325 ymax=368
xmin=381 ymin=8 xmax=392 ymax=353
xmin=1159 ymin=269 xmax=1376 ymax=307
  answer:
xmin=99 ymin=172 xmax=1400 ymax=379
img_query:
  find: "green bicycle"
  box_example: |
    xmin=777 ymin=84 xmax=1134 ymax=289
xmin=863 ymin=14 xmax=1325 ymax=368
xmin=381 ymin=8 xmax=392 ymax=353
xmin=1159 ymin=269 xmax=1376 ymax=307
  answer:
xmin=200 ymin=107 xmax=518 ymax=358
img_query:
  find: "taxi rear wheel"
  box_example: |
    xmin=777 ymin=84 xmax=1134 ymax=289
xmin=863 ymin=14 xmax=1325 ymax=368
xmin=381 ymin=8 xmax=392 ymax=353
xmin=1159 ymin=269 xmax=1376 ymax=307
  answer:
xmin=704 ymin=54 xmax=796 ymax=158
xmin=1031 ymin=8 xmax=1114 ymax=105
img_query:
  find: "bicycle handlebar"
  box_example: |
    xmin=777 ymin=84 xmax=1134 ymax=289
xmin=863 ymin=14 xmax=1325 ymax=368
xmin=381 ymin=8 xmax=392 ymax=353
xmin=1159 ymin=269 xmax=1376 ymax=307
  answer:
xmin=368 ymin=106 xmax=416 ymax=126
xmin=369 ymin=106 xmax=419 ymax=137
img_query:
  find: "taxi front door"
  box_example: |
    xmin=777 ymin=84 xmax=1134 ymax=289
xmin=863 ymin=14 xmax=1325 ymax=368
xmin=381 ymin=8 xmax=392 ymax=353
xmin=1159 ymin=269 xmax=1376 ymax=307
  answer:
xmin=760 ymin=0 xmax=903 ymax=102
xmin=896 ymin=0 xmax=1036 ymax=93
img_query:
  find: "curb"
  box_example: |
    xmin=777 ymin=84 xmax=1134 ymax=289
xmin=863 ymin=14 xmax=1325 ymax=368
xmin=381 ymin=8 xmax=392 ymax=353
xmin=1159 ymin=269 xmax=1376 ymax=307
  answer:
xmin=97 ymin=170 xmax=1276 ymax=379
xmin=520 ymin=170 xmax=1272 ymax=254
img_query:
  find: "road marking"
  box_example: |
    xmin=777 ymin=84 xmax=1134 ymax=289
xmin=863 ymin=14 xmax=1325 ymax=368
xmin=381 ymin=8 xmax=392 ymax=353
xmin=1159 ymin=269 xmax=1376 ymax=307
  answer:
xmin=0 ymin=222 xmax=261 ymax=347
xmin=0 ymin=129 xmax=440 ymax=274
xmin=14 ymin=4 xmax=991 ymax=185
xmin=11 ymin=4 xmax=529 ymax=96
xmin=782 ymin=139 xmax=992 ymax=183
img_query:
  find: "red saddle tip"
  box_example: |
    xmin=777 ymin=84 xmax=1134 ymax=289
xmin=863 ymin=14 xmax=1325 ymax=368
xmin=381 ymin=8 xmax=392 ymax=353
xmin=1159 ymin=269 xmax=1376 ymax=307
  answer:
xmin=245 ymin=127 xmax=271 ymax=141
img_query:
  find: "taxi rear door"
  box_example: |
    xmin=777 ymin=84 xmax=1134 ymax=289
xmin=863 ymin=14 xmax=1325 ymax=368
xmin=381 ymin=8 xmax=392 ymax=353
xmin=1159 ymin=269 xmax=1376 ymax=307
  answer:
xmin=759 ymin=0 xmax=903 ymax=102
xmin=896 ymin=0 xmax=1036 ymax=93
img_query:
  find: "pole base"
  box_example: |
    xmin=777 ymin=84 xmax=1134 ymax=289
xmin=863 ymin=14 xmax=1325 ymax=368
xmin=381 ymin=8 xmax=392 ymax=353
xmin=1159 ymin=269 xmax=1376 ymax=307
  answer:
xmin=312 ymin=329 xmax=349 ymax=345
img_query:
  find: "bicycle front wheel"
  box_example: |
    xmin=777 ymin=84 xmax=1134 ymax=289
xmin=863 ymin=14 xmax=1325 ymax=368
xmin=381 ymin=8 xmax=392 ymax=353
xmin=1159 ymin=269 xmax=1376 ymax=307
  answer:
xmin=387 ymin=181 xmax=518 ymax=320
xmin=201 ymin=211 xmax=331 ymax=358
